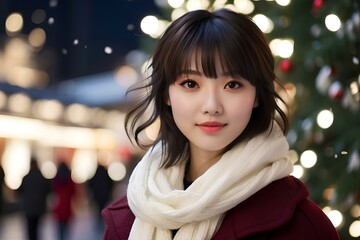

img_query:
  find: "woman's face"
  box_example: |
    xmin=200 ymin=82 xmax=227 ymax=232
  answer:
xmin=168 ymin=54 xmax=258 ymax=158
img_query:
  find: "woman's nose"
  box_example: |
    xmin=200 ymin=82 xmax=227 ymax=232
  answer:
xmin=201 ymin=89 xmax=223 ymax=115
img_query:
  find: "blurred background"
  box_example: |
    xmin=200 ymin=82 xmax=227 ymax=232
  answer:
xmin=0 ymin=0 xmax=359 ymax=239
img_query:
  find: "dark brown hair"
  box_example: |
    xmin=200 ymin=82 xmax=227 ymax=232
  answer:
xmin=125 ymin=8 xmax=288 ymax=168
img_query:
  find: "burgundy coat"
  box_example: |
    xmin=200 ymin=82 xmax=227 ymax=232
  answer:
xmin=102 ymin=176 xmax=340 ymax=239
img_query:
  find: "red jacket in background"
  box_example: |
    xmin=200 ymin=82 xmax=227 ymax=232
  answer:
xmin=52 ymin=174 xmax=76 ymax=223
xmin=102 ymin=176 xmax=340 ymax=240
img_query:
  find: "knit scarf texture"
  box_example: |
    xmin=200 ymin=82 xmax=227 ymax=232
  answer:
xmin=127 ymin=123 xmax=293 ymax=240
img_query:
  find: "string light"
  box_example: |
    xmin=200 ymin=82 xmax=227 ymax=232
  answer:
xmin=141 ymin=15 xmax=159 ymax=35
xmin=252 ymin=14 xmax=274 ymax=33
xmin=300 ymin=150 xmax=317 ymax=168
xmin=327 ymin=209 xmax=343 ymax=228
xmin=168 ymin=0 xmax=185 ymax=8
xmin=349 ymin=220 xmax=360 ymax=238
xmin=269 ymin=38 xmax=294 ymax=58
xmin=316 ymin=109 xmax=334 ymax=129
xmin=275 ymin=0 xmax=291 ymax=6
xmin=186 ymin=0 xmax=210 ymax=11
xmin=325 ymin=14 xmax=341 ymax=32
xmin=234 ymin=0 xmax=255 ymax=14
xmin=291 ymin=165 xmax=304 ymax=178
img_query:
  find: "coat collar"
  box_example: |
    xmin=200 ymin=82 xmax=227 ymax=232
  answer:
xmin=213 ymin=176 xmax=308 ymax=239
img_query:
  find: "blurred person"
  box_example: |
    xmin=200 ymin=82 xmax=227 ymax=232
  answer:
xmin=87 ymin=162 xmax=114 ymax=229
xmin=18 ymin=157 xmax=52 ymax=240
xmin=52 ymin=161 xmax=76 ymax=240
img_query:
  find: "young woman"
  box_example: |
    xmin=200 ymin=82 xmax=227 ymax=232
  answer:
xmin=102 ymin=8 xmax=340 ymax=239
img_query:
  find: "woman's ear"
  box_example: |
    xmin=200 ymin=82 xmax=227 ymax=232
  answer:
xmin=253 ymin=98 xmax=259 ymax=108
xmin=166 ymin=98 xmax=171 ymax=106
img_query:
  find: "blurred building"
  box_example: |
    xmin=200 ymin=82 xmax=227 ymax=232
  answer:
xmin=0 ymin=0 xmax=160 ymax=203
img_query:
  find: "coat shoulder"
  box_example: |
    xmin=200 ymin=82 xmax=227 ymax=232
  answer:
xmin=263 ymin=197 xmax=340 ymax=239
xmin=213 ymin=176 xmax=340 ymax=239
xmin=102 ymin=195 xmax=135 ymax=240
xmin=291 ymin=197 xmax=340 ymax=239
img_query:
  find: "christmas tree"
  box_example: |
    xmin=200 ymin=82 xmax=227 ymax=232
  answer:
xmin=138 ymin=0 xmax=360 ymax=238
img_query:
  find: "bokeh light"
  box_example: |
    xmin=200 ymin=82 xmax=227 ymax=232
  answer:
xmin=31 ymin=9 xmax=46 ymax=24
xmin=2 ymin=139 xmax=31 ymax=189
xmin=253 ymin=14 xmax=274 ymax=33
xmin=71 ymin=149 xmax=98 ymax=183
xmin=317 ymin=109 xmax=334 ymax=129
xmin=269 ymin=38 xmax=294 ymax=58
xmin=349 ymin=220 xmax=360 ymax=238
xmin=234 ymin=0 xmax=255 ymax=15
xmin=141 ymin=15 xmax=159 ymax=35
xmin=323 ymin=207 xmax=343 ymax=228
xmin=300 ymin=150 xmax=317 ymax=168
xmin=108 ymin=161 xmax=127 ymax=181
xmin=5 ymin=12 xmax=23 ymax=35
xmin=32 ymin=99 xmax=64 ymax=121
xmin=28 ymin=28 xmax=46 ymax=48
xmin=275 ymin=0 xmax=291 ymax=6
xmin=65 ymin=103 xmax=90 ymax=125
xmin=171 ymin=8 xmax=187 ymax=21
xmin=8 ymin=93 xmax=32 ymax=115
xmin=291 ymin=165 xmax=304 ymax=178
xmin=168 ymin=0 xmax=185 ymax=8
xmin=186 ymin=0 xmax=210 ymax=11
xmin=325 ymin=14 xmax=341 ymax=32
xmin=40 ymin=160 xmax=57 ymax=179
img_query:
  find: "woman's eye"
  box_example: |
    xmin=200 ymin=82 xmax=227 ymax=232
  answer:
xmin=225 ymin=81 xmax=242 ymax=89
xmin=180 ymin=80 xmax=198 ymax=89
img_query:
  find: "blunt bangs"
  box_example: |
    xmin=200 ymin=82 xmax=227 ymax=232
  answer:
xmin=160 ymin=12 xmax=263 ymax=85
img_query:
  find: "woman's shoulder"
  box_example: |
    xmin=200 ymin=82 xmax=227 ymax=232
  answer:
xmin=102 ymin=195 xmax=135 ymax=240
xmin=293 ymin=196 xmax=340 ymax=239
xmin=213 ymin=176 xmax=340 ymax=239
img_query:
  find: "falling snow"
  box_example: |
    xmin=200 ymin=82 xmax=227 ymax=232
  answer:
xmin=104 ymin=46 xmax=113 ymax=54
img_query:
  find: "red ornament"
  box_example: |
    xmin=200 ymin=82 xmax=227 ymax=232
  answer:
xmin=279 ymin=59 xmax=293 ymax=73
xmin=328 ymin=81 xmax=343 ymax=100
xmin=312 ymin=0 xmax=324 ymax=15
xmin=313 ymin=0 xmax=324 ymax=9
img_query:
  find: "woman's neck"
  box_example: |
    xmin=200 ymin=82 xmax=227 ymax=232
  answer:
xmin=187 ymin=146 xmax=223 ymax=181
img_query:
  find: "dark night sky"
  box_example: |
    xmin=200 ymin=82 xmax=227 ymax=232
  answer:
xmin=0 ymin=0 xmax=160 ymax=84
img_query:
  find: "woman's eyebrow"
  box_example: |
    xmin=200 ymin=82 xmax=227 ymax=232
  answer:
xmin=179 ymin=69 xmax=202 ymax=75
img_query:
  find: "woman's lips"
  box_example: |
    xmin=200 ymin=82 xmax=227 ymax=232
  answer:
xmin=196 ymin=122 xmax=226 ymax=133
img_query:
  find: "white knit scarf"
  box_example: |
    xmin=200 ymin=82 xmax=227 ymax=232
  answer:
xmin=127 ymin=123 xmax=293 ymax=240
